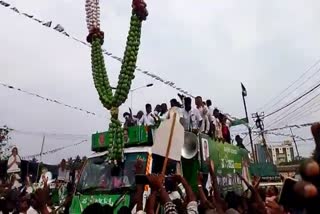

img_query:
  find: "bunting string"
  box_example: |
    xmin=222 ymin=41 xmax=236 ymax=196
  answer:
xmin=21 ymin=139 xmax=87 ymax=160
xmin=240 ymin=122 xmax=316 ymax=136
xmin=262 ymin=132 xmax=311 ymax=142
xmin=259 ymin=122 xmax=314 ymax=133
xmin=0 ymin=82 xmax=99 ymax=116
xmin=0 ymin=125 xmax=89 ymax=139
xmin=0 ymin=0 xmax=194 ymax=98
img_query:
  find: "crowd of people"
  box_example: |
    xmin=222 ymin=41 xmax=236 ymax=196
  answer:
xmin=123 ymin=94 xmax=234 ymax=144
xmin=0 ymin=124 xmax=318 ymax=213
xmin=82 ymin=159 xmax=283 ymax=214
xmin=0 ymin=147 xmax=83 ymax=213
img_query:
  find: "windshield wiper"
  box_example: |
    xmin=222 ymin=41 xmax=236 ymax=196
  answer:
xmin=79 ymin=186 xmax=102 ymax=193
xmin=113 ymin=191 xmax=128 ymax=208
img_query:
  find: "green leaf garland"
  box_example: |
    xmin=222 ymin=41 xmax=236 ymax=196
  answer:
xmin=86 ymin=0 xmax=148 ymax=161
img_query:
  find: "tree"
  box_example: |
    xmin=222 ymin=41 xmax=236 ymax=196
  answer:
xmin=0 ymin=127 xmax=12 ymax=160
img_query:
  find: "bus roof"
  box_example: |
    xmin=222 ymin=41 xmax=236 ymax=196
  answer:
xmin=88 ymin=147 xmax=152 ymax=158
xmin=259 ymin=182 xmax=283 ymax=187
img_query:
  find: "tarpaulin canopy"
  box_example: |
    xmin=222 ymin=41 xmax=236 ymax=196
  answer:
xmin=249 ymin=163 xmax=279 ymax=177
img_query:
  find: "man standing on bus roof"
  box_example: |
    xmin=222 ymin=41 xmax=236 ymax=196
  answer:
xmin=182 ymin=97 xmax=202 ymax=133
xmin=235 ymin=135 xmax=247 ymax=150
xmin=195 ymin=96 xmax=210 ymax=134
xmin=142 ymin=103 xmax=155 ymax=126
xmin=206 ymin=99 xmax=215 ymax=138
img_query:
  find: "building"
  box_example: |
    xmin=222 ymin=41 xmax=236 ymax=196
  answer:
xmin=269 ymin=140 xmax=294 ymax=165
xmin=255 ymin=143 xmax=269 ymax=163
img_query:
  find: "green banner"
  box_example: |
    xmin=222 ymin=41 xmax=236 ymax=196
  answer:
xmin=230 ymin=117 xmax=248 ymax=127
xmin=92 ymin=126 xmax=149 ymax=151
xmin=182 ymin=133 xmax=248 ymax=193
xmin=69 ymin=194 xmax=130 ymax=213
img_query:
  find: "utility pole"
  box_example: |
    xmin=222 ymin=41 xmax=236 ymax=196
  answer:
xmin=289 ymin=127 xmax=300 ymax=160
xmin=240 ymin=83 xmax=256 ymax=162
xmin=252 ymin=112 xmax=272 ymax=163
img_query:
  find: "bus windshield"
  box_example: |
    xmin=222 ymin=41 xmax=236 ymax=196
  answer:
xmin=77 ymin=152 xmax=148 ymax=193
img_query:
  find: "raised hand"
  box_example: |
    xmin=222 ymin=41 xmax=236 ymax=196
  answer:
xmin=147 ymin=174 xmax=164 ymax=191
xmin=236 ymin=172 xmax=267 ymax=214
xmin=265 ymin=196 xmax=285 ymax=214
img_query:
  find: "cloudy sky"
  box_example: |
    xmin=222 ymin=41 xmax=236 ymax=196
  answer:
xmin=1 ymin=0 xmax=320 ymax=164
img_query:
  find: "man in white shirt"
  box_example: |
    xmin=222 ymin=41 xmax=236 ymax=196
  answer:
xmin=58 ymin=159 xmax=70 ymax=182
xmin=134 ymin=111 xmax=144 ymax=125
xmin=206 ymin=99 xmax=215 ymax=138
xmin=142 ymin=104 xmax=155 ymax=126
xmin=195 ymin=96 xmax=210 ymax=134
xmin=213 ymin=108 xmax=223 ymax=140
xmin=182 ymin=97 xmax=202 ymax=132
xmin=39 ymin=167 xmax=53 ymax=187
xmin=7 ymin=147 xmax=21 ymax=179
xmin=159 ymin=103 xmax=169 ymax=121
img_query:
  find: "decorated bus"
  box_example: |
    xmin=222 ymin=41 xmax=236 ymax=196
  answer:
xmin=69 ymin=122 xmax=250 ymax=213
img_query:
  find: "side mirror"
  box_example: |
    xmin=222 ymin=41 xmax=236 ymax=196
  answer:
xmin=93 ymin=157 xmax=105 ymax=164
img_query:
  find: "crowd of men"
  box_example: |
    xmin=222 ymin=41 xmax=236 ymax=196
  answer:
xmin=123 ymin=94 xmax=233 ymax=144
xmin=0 ymin=125 xmax=319 ymax=213
xmin=0 ymin=147 xmax=81 ymax=213
xmin=82 ymin=159 xmax=283 ymax=214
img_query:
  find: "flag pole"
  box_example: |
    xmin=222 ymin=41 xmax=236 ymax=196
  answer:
xmin=36 ymin=135 xmax=45 ymax=181
xmin=241 ymin=83 xmax=256 ymax=163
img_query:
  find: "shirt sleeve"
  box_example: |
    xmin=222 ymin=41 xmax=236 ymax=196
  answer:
xmin=7 ymin=156 xmax=13 ymax=166
xmin=195 ymin=109 xmax=202 ymax=122
xmin=203 ymin=106 xmax=209 ymax=115
xmin=139 ymin=116 xmax=145 ymax=125
xmin=16 ymin=156 xmax=21 ymax=163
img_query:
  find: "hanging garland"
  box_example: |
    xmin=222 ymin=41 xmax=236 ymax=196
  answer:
xmin=85 ymin=0 xmax=148 ymax=161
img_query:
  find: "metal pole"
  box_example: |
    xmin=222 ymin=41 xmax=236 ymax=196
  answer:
xmin=36 ymin=135 xmax=45 ymax=181
xmin=289 ymin=127 xmax=300 ymax=159
xmin=253 ymin=113 xmax=272 ymax=163
xmin=242 ymin=95 xmax=256 ymax=162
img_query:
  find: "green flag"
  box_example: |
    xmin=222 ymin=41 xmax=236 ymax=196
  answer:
xmin=230 ymin=117 xmax=248 ymax=127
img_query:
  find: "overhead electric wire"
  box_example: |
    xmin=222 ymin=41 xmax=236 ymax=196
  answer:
xmin=268 ymin=90 xmax=320 ymax=128
xmin=264 ymin=81 xmax=320 ymax=118
xmin=289 ymin=102 xmax=320 ymax=124
xmin=265 ymin=96 xmax=320 ymax=129
xmin=286 ymin=95 xmax=320 ymax=121
xmin=257 ymin=59 xmax=320 ymax=113
xmin=263 ymin=131 xmax=307 ymax=142
xmin=267 ymin=138 xmax=313 ymax=143
xmin=264 ymin=73 xmax=320 ymax=128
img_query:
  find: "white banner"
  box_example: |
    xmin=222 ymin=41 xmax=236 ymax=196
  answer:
xmin=152 ymin=109 xmax=184 ymax=161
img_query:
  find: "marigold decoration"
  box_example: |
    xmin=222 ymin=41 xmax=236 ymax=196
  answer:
xmin=85 ymin=0 xmax=148 ymax=161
